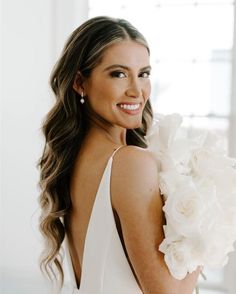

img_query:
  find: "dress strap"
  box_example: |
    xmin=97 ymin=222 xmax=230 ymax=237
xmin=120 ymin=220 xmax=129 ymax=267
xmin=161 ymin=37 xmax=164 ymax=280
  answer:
xmin=111 ymin=145 xmax=126 ymax=159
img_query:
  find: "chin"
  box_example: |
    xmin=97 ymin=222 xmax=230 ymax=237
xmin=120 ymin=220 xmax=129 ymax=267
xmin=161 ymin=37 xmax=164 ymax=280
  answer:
xmin=116 ymin=117 xmax=142 ymax=130
xmin=126 ymin=121 xmax=142 ymax=130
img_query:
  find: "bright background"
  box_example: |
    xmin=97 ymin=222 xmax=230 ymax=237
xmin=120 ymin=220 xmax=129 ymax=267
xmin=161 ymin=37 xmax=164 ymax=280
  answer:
xmin=1 ymin=0 xmax=236 ymax=293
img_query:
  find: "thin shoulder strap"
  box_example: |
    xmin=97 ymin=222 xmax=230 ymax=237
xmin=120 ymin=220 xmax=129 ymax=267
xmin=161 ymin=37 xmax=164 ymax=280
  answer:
xmin=111 ymin=145 xmax=126 ymax=159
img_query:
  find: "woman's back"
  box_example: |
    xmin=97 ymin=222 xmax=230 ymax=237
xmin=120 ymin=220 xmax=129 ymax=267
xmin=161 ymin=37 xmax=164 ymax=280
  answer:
xmin=66 ymin=144 xmax=115 ymax=283
xmin=65 ymin=143 xmax=199 ymax=294
xmin=65 ymin=145 xmax=144 ymax=293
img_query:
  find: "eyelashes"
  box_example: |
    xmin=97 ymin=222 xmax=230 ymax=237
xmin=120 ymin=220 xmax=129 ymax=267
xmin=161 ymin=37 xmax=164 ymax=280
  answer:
xmin=109 ymin=70 xmax=151 ymax=78
xmin=140 ymin=71 xmax=151 ymax=78
xmin=110 ymin=71 xmax=126 ymax=78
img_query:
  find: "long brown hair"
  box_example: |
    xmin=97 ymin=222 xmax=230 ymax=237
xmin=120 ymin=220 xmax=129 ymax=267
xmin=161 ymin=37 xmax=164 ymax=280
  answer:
xmin=38 ymin=16 xmax=153 ymax=286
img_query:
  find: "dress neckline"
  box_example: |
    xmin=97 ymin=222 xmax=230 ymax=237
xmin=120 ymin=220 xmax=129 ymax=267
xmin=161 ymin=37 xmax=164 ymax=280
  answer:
xmin=66 ymin=146 xmax=125 ymax=289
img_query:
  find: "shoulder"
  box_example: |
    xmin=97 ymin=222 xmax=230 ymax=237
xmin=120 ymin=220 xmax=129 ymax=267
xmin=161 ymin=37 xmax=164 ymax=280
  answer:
xmin=111 ymin=145 xmax=160 ymax=213
xmin=114 ymin=144 xmax=156 ymax=161
xmin=112 ymin=145 xmax=158 ymax=181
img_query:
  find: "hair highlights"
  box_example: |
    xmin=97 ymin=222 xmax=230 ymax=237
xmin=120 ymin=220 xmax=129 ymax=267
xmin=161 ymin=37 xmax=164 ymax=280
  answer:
xmin=38 ymin=16 xmax=153 ymax=286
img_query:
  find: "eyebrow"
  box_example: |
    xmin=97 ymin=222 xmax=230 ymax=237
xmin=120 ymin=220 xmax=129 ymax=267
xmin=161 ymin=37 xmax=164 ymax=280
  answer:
xmin=103 ymin=64 xmax=152 ymax=72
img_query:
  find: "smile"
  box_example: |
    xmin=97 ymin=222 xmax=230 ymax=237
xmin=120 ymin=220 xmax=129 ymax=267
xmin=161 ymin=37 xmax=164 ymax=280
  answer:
xmin=119 ymin=103 xmax=140 ymax=110
xmin=117 ymin=103 xmax=141 ymax=115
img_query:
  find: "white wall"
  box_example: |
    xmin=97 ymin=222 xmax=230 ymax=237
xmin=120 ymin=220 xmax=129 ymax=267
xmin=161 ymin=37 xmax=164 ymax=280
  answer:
xmin=224 ymin=2 xmax=236 ymax=292
xmin=1 ymin=1 xmax=88 ymax=293
xmin=229 ymin=0 xmax=236 ymax=158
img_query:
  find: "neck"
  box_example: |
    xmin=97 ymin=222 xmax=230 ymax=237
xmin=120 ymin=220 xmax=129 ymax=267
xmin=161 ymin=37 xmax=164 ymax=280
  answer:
xmin=84 ymin=124 xmax=127 ymax=147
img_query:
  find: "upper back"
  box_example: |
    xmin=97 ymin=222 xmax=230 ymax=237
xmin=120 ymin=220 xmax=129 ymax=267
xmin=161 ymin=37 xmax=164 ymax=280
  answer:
xmin=66 ymin=144 xmax=199 ymax=293
xmin=66 ymin=144 xmax=126 ymax=285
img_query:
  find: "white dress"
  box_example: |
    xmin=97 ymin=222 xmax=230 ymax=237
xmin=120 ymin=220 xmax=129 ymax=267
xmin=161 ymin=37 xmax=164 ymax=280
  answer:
xmin=61 ymin=146 xmax=143 ymax=294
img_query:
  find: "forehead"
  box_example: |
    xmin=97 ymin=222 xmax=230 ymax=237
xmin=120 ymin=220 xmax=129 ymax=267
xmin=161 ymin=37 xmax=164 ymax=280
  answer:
xmin=97 ymin=40 xmax=150 ymax=69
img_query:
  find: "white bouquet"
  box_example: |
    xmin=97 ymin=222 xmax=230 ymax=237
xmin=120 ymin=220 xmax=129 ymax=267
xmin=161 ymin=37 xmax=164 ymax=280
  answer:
xmin=146 ymin=113 xmax=236 ymax=280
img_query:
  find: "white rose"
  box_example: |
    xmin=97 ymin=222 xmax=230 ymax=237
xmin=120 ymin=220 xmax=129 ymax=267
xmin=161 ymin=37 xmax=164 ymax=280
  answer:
xmin=201 ymin=230 xmax=234 ymax=268
xmin=146 ymin=120 xmax=162 ymax=158
xmin=159 ymin=170 xmax=183 ymax=196
xmin=157 ymin=113 xmax=183 ymax=149
xmin=163 ymin=183 xmax=204 ymax=236
xmin=146 ymin=113 xmax=183 ymax=150
xmin=190 ymin=149 xmax=236 ymax=183
xmin=162 ymin=224 xmax=181 ymax=242
xmin=167 ymin=137 xmax=193 ymax=171
xmin=148 ymin=113 xmax=236 ymax=276
xmin=200 ymin=129 xmax=226 ymax=154
xmin=159 ymin=237 xmax=199 ymax=280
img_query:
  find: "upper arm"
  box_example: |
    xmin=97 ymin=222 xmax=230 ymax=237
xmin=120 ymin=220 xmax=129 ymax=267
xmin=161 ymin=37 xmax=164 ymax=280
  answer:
xmin=111 ymin=146 xmax=199 ymax=294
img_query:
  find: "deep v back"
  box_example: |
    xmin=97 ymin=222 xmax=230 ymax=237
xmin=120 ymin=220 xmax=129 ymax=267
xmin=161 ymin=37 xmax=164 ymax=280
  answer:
xmin=62 ymin=146 xmax=143 ymax=294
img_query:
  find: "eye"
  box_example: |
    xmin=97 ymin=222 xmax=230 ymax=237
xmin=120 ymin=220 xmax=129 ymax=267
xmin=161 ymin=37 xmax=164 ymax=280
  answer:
xmin=110 ymin=71 xmax=126 ymax=78
xmin=139 ymin=71 xmax=151 ymax=78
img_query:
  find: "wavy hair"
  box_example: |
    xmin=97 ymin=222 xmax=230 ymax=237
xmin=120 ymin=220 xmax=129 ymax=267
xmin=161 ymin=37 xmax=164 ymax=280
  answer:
xmin=38 ymin=16 xmax=153 ymax=286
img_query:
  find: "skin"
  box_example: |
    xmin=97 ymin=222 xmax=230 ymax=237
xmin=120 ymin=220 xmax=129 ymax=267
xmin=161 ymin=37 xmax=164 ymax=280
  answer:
xmin=68 ymin=40 xmax=200 ymax=293
xmin=73 ymin=39 xmax=151 ymax=145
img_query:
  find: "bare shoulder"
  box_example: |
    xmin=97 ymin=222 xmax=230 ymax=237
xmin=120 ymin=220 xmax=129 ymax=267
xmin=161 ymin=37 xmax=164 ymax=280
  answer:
xmin=111 ymin=144 xmax=162 ymax=234
xmin=112 ymin=145 xmax=159 ymax=193
xmin=114 ymin=144 xmax=157 ymax=166
xmin=111 ymin=143 xmax=161 ymax=217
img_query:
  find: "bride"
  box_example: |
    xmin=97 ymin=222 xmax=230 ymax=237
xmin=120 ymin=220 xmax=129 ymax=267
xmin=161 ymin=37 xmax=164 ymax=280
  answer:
xmin=38 ymin=16 xmax=200 ymax=294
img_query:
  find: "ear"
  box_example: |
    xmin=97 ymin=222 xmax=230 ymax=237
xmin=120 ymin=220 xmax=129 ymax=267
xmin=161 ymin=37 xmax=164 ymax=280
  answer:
xmin=73 ymin=71 xmax=84 ymax=95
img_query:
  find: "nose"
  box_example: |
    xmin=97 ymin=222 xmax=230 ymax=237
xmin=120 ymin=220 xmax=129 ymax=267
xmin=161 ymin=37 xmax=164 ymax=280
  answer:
xmin=125 ymin=77 xmax=142 ymax=98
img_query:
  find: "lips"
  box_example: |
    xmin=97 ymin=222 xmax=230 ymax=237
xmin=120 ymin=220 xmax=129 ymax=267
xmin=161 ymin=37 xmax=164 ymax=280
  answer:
xmin=117 ymin=102 xmax=141 ymax=115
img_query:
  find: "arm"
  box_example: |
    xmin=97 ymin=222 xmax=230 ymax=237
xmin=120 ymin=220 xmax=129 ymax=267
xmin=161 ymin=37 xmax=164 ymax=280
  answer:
xmin=111 ymin=146 xmax=200 ymax=294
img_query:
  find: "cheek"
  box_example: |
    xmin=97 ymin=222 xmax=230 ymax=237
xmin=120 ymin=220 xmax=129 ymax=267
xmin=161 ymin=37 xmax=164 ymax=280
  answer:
xmin=94 ymin=80 xmax=119 ymax=98
xmin=87 ymin=85 xmax=117 ymax=112
xmin=144 ymin=81 xmax=151 ymax=100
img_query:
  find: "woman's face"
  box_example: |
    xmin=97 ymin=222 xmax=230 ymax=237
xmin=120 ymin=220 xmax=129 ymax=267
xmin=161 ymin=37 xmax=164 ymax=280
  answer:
xmin=83 ymin=40 xmax=151 ymax=130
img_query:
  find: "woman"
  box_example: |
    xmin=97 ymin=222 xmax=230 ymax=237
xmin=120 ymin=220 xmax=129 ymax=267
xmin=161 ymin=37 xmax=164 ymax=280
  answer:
xmin=38 ymin=16 xmax=200 ymax=293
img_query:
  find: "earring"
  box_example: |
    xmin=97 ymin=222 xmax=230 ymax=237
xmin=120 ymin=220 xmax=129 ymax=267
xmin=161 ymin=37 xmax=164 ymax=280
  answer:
xmin=80 ymin=91 xmax=85 ymax=104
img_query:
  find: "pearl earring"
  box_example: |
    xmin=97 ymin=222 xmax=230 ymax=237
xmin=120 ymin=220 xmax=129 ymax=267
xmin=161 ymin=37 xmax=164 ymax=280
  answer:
xmin=80 ymin=91 xmax=85 ymax=104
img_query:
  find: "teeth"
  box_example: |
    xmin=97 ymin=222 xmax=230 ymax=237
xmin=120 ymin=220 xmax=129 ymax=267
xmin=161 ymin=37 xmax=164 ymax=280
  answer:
xmin=119 ymin=104 xmax=140 ymax=110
